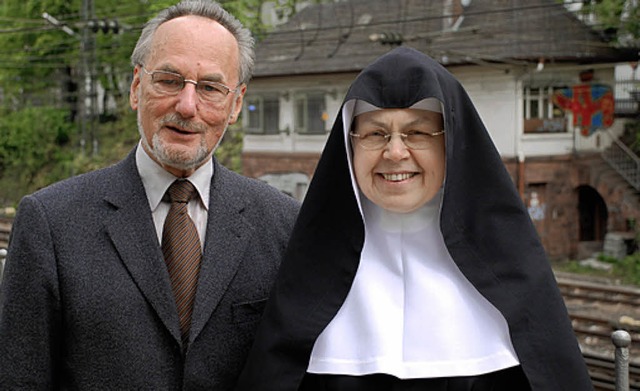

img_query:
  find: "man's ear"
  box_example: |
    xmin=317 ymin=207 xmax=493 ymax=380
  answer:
xmin=129 ymin=67 xmax=141 ymax=110
xmin=228 ymin=84 xmax=247 ymax=124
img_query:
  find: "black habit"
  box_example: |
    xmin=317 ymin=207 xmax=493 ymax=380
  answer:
xmin=235 ymin=46 xmax=593 ymax=391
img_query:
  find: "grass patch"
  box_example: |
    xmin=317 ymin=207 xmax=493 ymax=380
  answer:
xmin=553 ymin=252 xmax=640 ymax=286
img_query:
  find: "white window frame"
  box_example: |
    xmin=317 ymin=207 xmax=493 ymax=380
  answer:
xmin=523 ymin=86 xmax=569 ymax=134
xmin=244 ymin=94 xmax=280 ymax=135
xmin=294 ymin=90 xmax=328 ymax=135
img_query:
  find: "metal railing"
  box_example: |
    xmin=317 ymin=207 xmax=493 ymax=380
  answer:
xmin=613 ymin=330 xmax=632 ymax=391
xmin=615 ymin=78 xmax=639 ymax=117
xmin=602 ymin=129 xmax=640 ymax=192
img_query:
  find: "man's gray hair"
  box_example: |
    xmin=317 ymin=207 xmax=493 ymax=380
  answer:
xmin=130 ymin=0 xmax=255 ymax=84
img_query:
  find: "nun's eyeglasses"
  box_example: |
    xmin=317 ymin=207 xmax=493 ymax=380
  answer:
xmin=349 ymin=130 xmax=444 ymax=150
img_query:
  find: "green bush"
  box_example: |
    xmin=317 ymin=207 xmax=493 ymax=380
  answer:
xmin=0 ymin=107 xmax=75 ymax=204
xmin=615 ymin=252 xmax=640 ymax=286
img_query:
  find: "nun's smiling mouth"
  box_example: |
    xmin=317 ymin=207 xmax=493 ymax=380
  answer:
xmin=381 ymin=172 xmax=417 ymax=182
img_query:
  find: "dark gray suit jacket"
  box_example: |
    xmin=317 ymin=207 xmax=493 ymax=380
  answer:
xmin=0 ymin=148 xmax=299 ymax=390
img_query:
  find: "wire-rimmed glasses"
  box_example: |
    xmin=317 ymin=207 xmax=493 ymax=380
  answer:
xmin=349 ymin=130 xmax=445 ymax=150
xmin=140 ymin=66 xmax=239 ymax=104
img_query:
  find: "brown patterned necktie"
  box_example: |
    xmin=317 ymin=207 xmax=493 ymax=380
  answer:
xmin=162 ymin=179 xmax=202 ymax=346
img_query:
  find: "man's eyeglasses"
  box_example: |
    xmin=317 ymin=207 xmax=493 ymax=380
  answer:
xmin=349 ymin=130 xmax=445 ymax=150
xmin=140 ymin=66 xmax=239 ymax=104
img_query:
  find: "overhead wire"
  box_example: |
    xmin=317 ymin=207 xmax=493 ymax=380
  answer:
xmin=251 ymin=1 xmax=625 ymax=66
xmin=0 ymin=1 xmax=628 ymax=75
xmin=0 ymin=3 xmax=613 ymax=44
xmin=256 ymin=1 xmax=588 ymax=38
xmin=0 ymin=0 xmax=628 ymax=128
xmin=0 ymin=1 xmax=610 ymax=41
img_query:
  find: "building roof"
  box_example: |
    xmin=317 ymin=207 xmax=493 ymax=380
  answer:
xmin=253 ymin=0 xmax=638 ymax=77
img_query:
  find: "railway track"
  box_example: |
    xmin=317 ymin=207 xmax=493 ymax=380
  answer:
xmin=558 ymin=276 xmax=640 ymax=348
xmin=558 ymin=276 xmax=640 ymax=308
xmin=0 ymin=217 xmax=11 ymax=249
xmin=557 ymin=274 xmax=640 ymax=390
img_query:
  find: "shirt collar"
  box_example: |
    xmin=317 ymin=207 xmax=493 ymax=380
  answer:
xmin=135 ymin=142 xmax=212 ymax=212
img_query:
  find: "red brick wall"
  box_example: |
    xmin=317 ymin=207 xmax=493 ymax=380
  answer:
xmin=505 ymin=153 xmax=639 ymax=259
xmin=242 ymin=152 xmax=321 ymax=179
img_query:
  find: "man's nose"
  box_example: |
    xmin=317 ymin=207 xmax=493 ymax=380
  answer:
xmin=174 ymin=81 xmax=198 ymax=117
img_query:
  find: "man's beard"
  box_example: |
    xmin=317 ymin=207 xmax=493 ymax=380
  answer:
xmin=138 ymin=113 xmax=220 ymax=172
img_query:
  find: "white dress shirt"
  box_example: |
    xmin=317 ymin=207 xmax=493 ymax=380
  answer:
xmin=135 ymin=143 xmax=211 ymax=249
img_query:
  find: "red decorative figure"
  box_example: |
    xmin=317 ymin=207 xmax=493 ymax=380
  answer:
xmin=552 ymin=83 xmax=615 ymax=136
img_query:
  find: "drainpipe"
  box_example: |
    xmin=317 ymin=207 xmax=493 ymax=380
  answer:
xmin=518 ymin=150 xmax=526 ymax=201
xmin=515 ymin=72 xmax=526 ymax=202
xmin=0 ymin=248 xmax=6 ymax=284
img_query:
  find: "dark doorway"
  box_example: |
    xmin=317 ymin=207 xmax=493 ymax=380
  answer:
xmin=577 ymin=186 xmax=607 ymax=241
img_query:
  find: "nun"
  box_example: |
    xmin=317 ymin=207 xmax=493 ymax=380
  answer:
xmin=236 ymin=47 xmax=592 ymax=391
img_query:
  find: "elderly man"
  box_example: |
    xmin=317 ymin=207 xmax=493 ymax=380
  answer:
xmin=0 ymin=1 xmax=299 ymax=389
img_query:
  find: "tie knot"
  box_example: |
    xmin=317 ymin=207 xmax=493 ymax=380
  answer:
xmin=167 ymin=180 xmax=197 ymax=204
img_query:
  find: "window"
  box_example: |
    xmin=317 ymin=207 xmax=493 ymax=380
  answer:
xmin=244 ymin=94 xmax=279 ymax=134
xmin=524 ymin=86 xmax=567 ymax=133
xmin=295 ymin=91 xmax=327 ymax=135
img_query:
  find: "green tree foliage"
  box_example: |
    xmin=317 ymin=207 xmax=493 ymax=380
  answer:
xmin=579 ymin=0 xmax=640 ymax=47
xmin=0 ymin=106 xmax=75 ymax=204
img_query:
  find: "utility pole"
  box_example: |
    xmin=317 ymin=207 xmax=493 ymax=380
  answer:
xmin=44 ymin=4 xmax=122 ymax=158
xmin=81 ymin=0 xmax=98 ymax=157
xmin=42 ymin=7 xmax=95 ymax=157
xmin=42 ymin=12 xmax=85 ymax=155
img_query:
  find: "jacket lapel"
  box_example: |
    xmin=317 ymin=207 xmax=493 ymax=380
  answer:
xmin=102 ymin=150 xmax=182 ymax=345
xmin=188 ymin=162 xmax=251 ymax=343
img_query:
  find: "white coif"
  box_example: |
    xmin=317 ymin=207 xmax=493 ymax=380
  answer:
xmin=307 ymin=189 xmax=519 ymax=378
